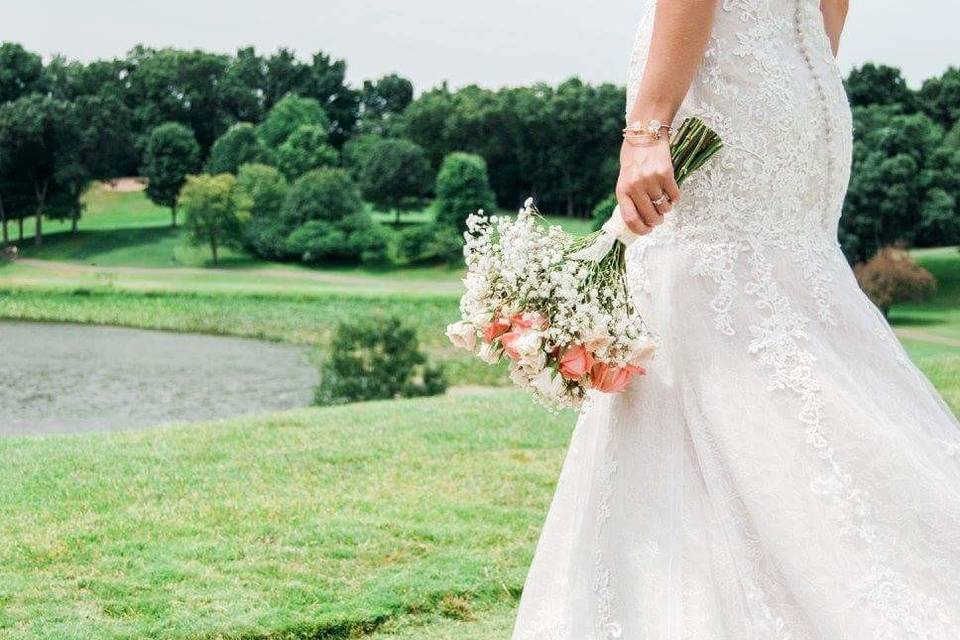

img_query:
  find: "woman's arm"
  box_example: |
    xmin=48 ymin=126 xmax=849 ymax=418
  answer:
xmin=820 ymin=0 xmax=849 ymax=57
xmin=617 ymin=0 xmax=719 ymax=235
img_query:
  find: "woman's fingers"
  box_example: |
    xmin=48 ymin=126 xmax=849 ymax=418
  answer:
xmin=618 ymin=195 xmax=652 ymax=235
xmin=629 ymin=183 xmax=663 ymax=227
xmin=662 ymin=176 xmax=681 ymax=205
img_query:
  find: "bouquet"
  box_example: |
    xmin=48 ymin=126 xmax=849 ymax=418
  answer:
xmin=446 ymin=117 xmax=722 ymax=410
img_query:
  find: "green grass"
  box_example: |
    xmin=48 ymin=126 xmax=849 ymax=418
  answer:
xmin=0 ymin=390 xmax=571 ymax=640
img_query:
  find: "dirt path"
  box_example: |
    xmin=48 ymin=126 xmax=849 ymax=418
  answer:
xmin=894 ymin=327 xmax=960 ymax=349
xmin=10 ymin=258 xmax=463 ymax=296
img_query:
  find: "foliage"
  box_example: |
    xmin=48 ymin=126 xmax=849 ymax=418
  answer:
xmin=0 ymin=94 xmax=88 ymax=243
xmin=234 ymin=163 xmax=289 ymax=259
xmin=178 ymin=173 xmax=251 ymax=264
xmin=140 ymin=122 xmax=201 ymax=226
xmin=275 ymin=124 xmax=339 ymax=179
xmin=839 ymin=106 xmax=957 ymax=262
xmin=315 ymin=316 xmax=446 ymax=405
xmin=257 ymin=93 xmax=330 ymax=148
xmin=358 ymin=137 xmax=433 ymax=224
xmin=434 ymin=152 xmax=497 ymax=230
xmin=358 ymin=73 xmax=414 ymax=135
xmin=844 ymin=63 xmax=916 ymax=110
xmin=591 ymin=193 xmax=618 ymax=231
xmin=281 ymin=167 xmax=363 ymax=226
xmin=206 ymin=122 xmax=272 ymax=174
xmin=278 ymin=168 xmax=389 ymax=264
xmin=342 ymin=133 xmax=384 ymax=180
xmin=285 ymin=211 xmax=390 ymax=265
xmin=399 ymin=222 xmax=464 ymax=265
xmin=0 ymin=42 xmax=45 ymax=103
xmin=918 ymin=67 xmax=960 ymax=131
xmin=855 ymin=246 xmax=937 ymax=317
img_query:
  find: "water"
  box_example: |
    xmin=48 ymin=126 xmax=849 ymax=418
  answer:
xmin=0 ymin=321 xmax=319 ymax=435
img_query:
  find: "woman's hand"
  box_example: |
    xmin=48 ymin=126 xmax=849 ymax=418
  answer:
xmin=616 ymin=137 xmax=681 ymax=235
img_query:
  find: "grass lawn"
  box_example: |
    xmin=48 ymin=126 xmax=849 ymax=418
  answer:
xmin=0 ymin=390 xmax=572 ymax=640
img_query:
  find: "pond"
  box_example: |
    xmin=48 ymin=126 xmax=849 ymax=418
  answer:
xmin=0 ymin=321 xmax=319 ymax=435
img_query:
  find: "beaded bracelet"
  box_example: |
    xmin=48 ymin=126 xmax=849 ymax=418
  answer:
xmin=623 ymin=118 xmax=676 ymax=141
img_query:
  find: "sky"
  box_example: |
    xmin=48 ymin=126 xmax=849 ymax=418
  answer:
xmin=2 ymin=1 xmax=957 ymax=91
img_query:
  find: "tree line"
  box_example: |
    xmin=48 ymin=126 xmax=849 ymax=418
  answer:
xmin=0 ymin=41 xmax=957 ymax=265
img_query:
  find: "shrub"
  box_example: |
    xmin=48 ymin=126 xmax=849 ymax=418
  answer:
xmin=854 ymin=246 xmax=937 ymax=317
xmin=284 ymin=212 xmax=390 ymax=265
xmin=257 ymin=94 xmax=330 ymax=148
xmin=178 ymin=173 xmax=251 ymax=265
xmin=399 ymin=222 xmax=463 ymax=265
xmin=235 ymin=163 xmax=289 ymax=259
xmin=206 ymin=123 xmax=272 ymax=174
xmin=315 ymin=316 xmax=447 ymax=405
xmin=591 ymin=193 xmax=618 ymax=231
xmin=357 ymin=137 xmax=432 ymax=225
xmin=434 ymin=152 xmax=497 ymax=231
xmin=275 ymin=124 xmax=339 ymax=180
xmin=341 ymin=133 xmax=383 ymax=181
xmin=281 ymin=168 xmax=363 ymax=226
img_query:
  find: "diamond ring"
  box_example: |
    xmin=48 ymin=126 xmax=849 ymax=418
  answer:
xmin=652 ymin=193 xmax=669 ymax=206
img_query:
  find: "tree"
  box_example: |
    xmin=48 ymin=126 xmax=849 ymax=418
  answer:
xmin=0 ymin=42 xmax=45 ymax=103
xmin=275 ymin=125 xmax=339 ymax=180
xmin=75 ymin=93 xmax=138 ymax=180
xmin=140 ymin=122 xmax=201 ymax=227
xmin=234 ymin=163 xmax=289 ymax=259
xmin=358 ymin=73 xmax=414 ymax=135
xmin=358 ymin=138 xmax=432 ymax=225
xmin=854 ymin=246 xmax=937 ymax=317
xmin=844 ymin=63 xmax=916 ymax=110
xmin=280 ymin=168 xmax=388 ymax=264
xmin=434 ymin=152 xmax=497 ymax=230
xmin=257 ymin=94 xmax=330 ymax=148
xmin=178 ymin=173 xmax=250 ymax=265
xmin=123 ymin=47 xmax=242 ymax=153
xmin=207 ymin=123 xmax=272 ymax=174
xmin=840 ymin=106 xmax=949 ymax=262
xmin=919 ymin=67 xmax=960 ymax=131
xmin=281 ymin=167 xmax=363 ymax=227
xmin=0 ymin=94 xmax=87 ymax=246
xmin=342 ymin=133 xmax=384 ymax=181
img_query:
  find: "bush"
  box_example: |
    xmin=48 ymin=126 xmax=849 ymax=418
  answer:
xmin=275 ymin=124 xmax=339 ymax=180
xmin=591 ymin=193 xmax=618 ymax=231
xmin=854 ymin=246 xmax=937 ymax=317
xmin=207 ymin=123 xmax=272 ymax=174
xmin=257 ymin=94 xmax=330 ymax=148
xmin=235 ymin=163 xmax=289 ymax=259
xmin=399 ymin=222 xmax=463 ymax=265
xmin=315 ymin=316 xmax=447 ymax=405
xmin=434 ymin=152 xmax=497 ymax=230
xmin=341 ymin=133 xmax=382 ymax=181
xmin=285 ymin=212 xmax=390 ymax=265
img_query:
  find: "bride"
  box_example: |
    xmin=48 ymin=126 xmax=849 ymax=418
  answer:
xmin=510 ymin=1 xmax=960 ymax=638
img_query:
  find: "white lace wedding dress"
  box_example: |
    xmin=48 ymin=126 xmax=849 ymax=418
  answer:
xmin=510 ymin=1 xmax=960 ymax=639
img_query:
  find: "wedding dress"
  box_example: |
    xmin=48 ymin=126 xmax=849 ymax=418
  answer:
xmin=510 ymin=1 xmax=960 ymax=638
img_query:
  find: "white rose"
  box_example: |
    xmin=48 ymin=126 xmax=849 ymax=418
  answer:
xmin=445 ymin=321 xmax=477 ymax=351
xmin=478 ymin=342 xmax=501 ymax=364
xmin=532 ymin=368 xmax=566 ymax=399
xmin=513 ymin=330 xmax=543 ymax=361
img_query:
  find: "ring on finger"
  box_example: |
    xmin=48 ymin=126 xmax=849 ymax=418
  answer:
xmin=652 ymin=192 xmax=669 ymax=207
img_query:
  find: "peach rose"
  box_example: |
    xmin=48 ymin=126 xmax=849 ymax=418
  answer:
xmin=500 ymin=330 xmax=524 ymax=360
xmin=558 ymin=344 xmax=594 ymax=380
xmin=510 ymin=311 xmax=548 ymax=331
xmin=590 ymin=362 xmax=644 ymax=393
xmin=482 ymin=316 xmax=511 ymax=343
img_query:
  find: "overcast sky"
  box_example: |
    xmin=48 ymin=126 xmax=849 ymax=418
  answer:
xmin=2 ymin=1 xmax=957 ymax=91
